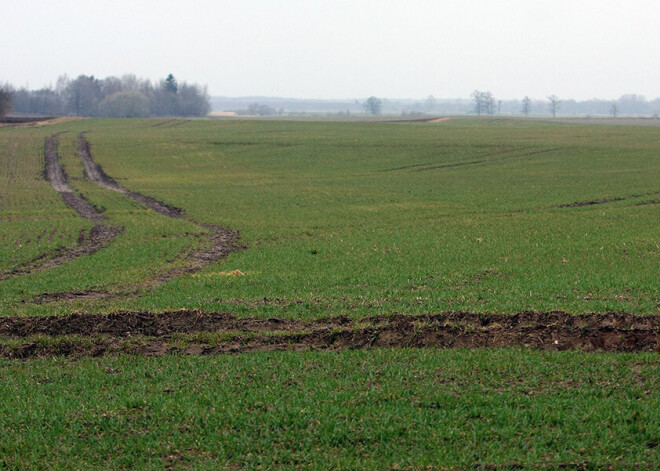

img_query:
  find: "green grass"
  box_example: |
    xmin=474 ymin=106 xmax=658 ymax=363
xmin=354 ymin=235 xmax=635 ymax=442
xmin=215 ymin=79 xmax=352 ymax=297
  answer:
xmin=0 ymin=349 xmax=657 ymax=469
xmin=0 ymin=118 xmax=658 ymax=468
xmin=2 ymin=117 xmax=657 ymax=316
xmin=0 ymin=127 xmax=92 ymax=273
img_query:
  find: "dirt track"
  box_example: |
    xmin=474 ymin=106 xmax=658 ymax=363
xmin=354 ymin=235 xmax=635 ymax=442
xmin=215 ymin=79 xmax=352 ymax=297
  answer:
xmin=77 ymin=134 xmax=241 ymax=282
xmin=1 ymin=311 xmax=658 ymax=359
xmin=0 ymin=136 xmax=123 ymax=281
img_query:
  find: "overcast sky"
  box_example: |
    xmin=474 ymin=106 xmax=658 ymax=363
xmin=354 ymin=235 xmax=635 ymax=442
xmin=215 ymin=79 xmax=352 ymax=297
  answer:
xmin=3 ymin=0 xmax=660 ymax=100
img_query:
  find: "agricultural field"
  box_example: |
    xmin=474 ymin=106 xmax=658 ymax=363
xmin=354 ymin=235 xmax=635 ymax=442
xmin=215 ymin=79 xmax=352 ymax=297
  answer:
xmin=0 ymin=117 xmax=658 ymax=468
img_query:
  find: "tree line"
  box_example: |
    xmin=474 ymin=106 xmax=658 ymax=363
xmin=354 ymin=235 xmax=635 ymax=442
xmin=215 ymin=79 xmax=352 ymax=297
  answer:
xmin=471 ymin=90 xmax=660 ymax=118
xmin=1 ymin=74 xmax=209 ymax=118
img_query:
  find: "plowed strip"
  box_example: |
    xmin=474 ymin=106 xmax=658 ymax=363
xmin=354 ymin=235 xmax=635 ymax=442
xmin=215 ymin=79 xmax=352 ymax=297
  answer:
xmin=1 ymin=311 xmax=657 ymax=359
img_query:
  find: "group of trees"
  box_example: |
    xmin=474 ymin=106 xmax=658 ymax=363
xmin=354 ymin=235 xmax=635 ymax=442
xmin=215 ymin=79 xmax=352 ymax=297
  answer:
xmin=473 ymin=90 xmax=561 ymax=117
xmin=3 ymin=74 xmax=209 ymax=118
xmin=471 ymin=90 xmax=498 ymax=116
xmin=476 ymin=92 xmax=660 ymax=118
xmin=520 ymin=94 xmax=561 ymax=118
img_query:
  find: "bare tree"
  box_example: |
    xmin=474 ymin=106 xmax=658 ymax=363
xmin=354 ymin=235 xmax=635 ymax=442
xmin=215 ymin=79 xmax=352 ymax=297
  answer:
xmin=521 ymin=96 xmax=532 ymax=117
xmin=610 ymin=102 xmax=618 ymax=118
xmin=363 ymin=96 xmax=382 ymax=115
xmin=472 ymin=90 xmax=484 ymax=116
xmin=548 ymin=95 xmax=560 ymax=118
xmin=0 ymin=85 xmax=13 ymax=118
xmin=472 ymin=90 xmax=495 ymax=116
xmin=483 ymin=91 xmax=495 ymax=116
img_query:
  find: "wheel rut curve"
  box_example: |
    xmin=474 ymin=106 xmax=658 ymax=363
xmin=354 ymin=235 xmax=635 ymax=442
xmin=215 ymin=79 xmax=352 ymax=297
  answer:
xmin=0 ymin=135 xmax=123 ymax=281
xmin=75 ymin=133 xmax=242 ymax=287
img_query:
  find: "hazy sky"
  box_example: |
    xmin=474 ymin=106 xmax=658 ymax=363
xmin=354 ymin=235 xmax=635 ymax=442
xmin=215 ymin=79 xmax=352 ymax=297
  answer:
xmin=3 ymin=0 xmax=660 ymax=100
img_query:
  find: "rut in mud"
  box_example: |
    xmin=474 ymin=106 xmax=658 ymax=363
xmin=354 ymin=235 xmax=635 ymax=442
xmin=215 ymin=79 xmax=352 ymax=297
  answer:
xmin=77 ymin=134 xmax=241 ymax=283
xmin=1 ymin=311 xmax=658 ymax=359
xmin=0 ymin=136 xmax=123 ymax=281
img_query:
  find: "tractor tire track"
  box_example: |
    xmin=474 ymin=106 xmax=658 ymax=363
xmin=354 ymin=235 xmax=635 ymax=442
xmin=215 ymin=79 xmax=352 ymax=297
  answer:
xmin=76 ymin=133 xmax=241 ymax=286
xmin=0 ymin=311 xmax=658 ymax=359
xmin=0 ymin=135 xmax=123 ymax=281
xmin=416 ymin=148 xmax=564 ymax=172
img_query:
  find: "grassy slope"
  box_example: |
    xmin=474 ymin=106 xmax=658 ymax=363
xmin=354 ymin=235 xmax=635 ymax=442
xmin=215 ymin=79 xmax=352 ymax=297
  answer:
xmin=0 ymin=118 xmax=658 ymax=468
xmin=3 ymin=117 xmax=657 ymax=316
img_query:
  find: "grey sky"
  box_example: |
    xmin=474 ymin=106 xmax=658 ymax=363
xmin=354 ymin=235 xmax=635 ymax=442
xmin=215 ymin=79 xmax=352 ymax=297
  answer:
xmin=3 ymin=0 xmax=660 ymax=100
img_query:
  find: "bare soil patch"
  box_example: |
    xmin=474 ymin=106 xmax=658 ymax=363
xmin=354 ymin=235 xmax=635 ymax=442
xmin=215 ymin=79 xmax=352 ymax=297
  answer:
xmin=1 ymin=311 xmax=657 ymax=359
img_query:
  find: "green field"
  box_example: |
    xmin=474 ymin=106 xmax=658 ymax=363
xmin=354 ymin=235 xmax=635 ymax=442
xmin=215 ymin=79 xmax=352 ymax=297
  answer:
xmin=1 ymin=118 xmax=659 ymax=317
xmin=0 ymin=117 xmax=658 ymax=468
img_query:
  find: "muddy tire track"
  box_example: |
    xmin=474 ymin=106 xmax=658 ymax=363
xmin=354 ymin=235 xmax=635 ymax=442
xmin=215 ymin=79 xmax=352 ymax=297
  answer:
xmin=0 ymin=311 xmax=658 ymax=359
xmin=76 ymin=133 xmax=241 ymax=285
xmin=416 ymin=148 xmax=564 ymax=172
xmin=550 ymin=190 xmax=660 ymax=209
xmin=0 ymin=136 xmax=123 ymax=281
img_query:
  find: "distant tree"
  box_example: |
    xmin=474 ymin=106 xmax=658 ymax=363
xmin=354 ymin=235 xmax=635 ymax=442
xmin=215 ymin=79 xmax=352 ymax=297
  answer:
xmin=98 ymin=90 xmax=150 ymax=118
xmin=65 ymin=75 xmax=101 ymax=116
xmin=618 ymin=94 xmax=649 ymax=115
xmin=153 ymin=74 xmax=180 ymax=116
xmin=0 ymin=85 xmax=14 ymax=118
xmin=246 ymin=103 xmax=275 ymax=116
xmin=483 ymin=91 xmax=495 ymax=116
xmin=472 ymin=90 xmax=495 ymax=116
xmin=164 ymin=74 xmax=178 ymax=94
xmin=99 ymin=76 xmax=123 ymax=99
xmin=363 ymin=96 xmax=382 ymax=115
xmin=548 ymin=95 xmax=560 ymax=118
xmin=521 ymin=96 xmax=532 ymax=117
xmin=472 ymin=90 xmax=484 ymax=115
xmin=610 ymin=102 xmax=618 ymax=118
xmin=177 ymin=82 xmax=210 ymax=116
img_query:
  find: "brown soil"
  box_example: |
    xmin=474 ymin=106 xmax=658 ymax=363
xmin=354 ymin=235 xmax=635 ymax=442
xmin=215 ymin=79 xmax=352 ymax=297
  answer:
xmin=1 ymin=311 xmax=657 ymax=359
xmin=0 ymin=116 xmax=56 ymax=128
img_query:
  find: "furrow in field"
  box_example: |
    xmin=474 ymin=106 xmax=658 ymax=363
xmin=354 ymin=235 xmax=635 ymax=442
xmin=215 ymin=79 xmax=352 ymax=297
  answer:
xmin=0 ymin=311 xmax=657 ymax=359
xmin=415 ymin=147 xmax=564 ymax=172
xmin=77 ymin=134 xmax=241 ymax=283
xmin=550 ymin=190 xmax=660 ymax=209
xmin=0 ymin=136 xmax=123 ymax=281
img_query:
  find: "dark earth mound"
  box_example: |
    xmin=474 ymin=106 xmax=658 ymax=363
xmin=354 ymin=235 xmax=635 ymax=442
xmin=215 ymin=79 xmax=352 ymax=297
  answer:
xmin=1 ymin=311 xmax=657 ymax=359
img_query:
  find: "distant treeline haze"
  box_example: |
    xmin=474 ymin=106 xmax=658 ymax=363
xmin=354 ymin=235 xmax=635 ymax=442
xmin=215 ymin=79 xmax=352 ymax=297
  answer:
xmin=6 ymin=74 xmax=209 ymax=118
xmin=212 ymin=94 xmax=660 ymax=117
